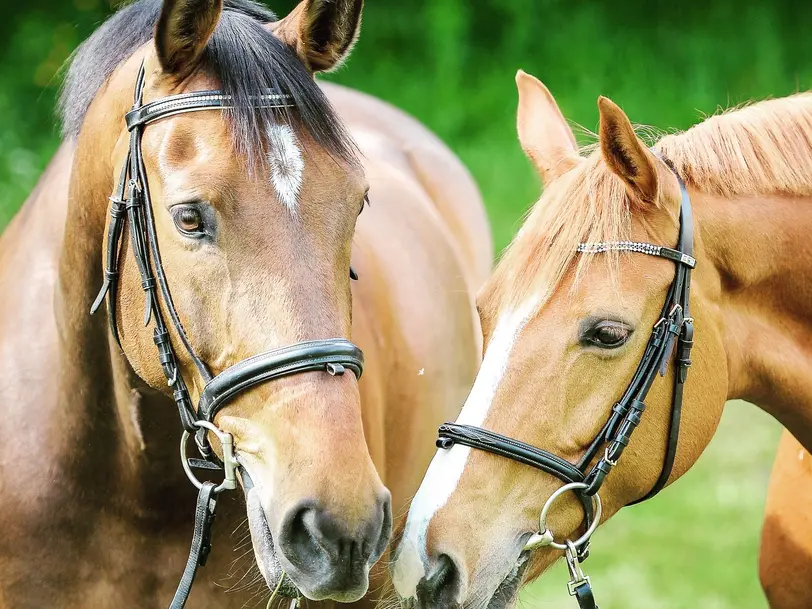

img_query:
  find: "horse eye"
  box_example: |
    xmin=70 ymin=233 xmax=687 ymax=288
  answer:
xmin=586 ymin=321 xmax=632 ymax=349
xmin=172 ymin=206 xmax=204 ymax=236
xmin=358 ymin=193 xmax=370 ymax=216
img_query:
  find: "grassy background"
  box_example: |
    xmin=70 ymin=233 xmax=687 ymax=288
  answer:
xmin=0 ymin=0 xmax=801 ymax=606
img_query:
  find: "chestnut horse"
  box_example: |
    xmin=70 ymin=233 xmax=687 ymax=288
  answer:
xmin=391 ymin=70 xmax=812 ymax=608
xmin=0 ymin=0 xmax=491 ymax=607
xmin=760 ymin=430 xmax=812 ymax=608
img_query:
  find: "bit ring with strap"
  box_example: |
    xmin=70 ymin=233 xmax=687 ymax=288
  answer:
xmin=524 ymin=482 xmax=603 ymax=552
xmin=180 ymin=421 xmax=238 ymax=495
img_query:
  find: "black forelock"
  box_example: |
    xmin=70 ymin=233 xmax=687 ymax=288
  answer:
xmin=58 ymin=0 xmax=357 ymax=165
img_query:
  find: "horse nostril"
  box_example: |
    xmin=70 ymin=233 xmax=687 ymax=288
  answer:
xmin=276 ymin=496 xmax=392 ymax=600
xmin=416 ymin=553 xmax=463 ymax=609
xmin=369 ymin=490 xmax=393 ymax=563
xmin=279 ymin=503 xmax=341 ymax=563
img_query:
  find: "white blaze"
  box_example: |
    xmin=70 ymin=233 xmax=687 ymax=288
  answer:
xmin=392 ymin=297 xmax=539 ymax=598
xmin=266 ymin=124 xmax=304 ymax=211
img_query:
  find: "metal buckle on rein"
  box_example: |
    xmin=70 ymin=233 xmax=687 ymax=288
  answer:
xmin=603 ymin=446 xmax=618 ymax=468
xmin=565 ymin=539 xmax=591 ymax=596
xmin=564 ymin=538 xmax=598 ymax=609
xmin=180 ymin=420 xmax=238 ymax=494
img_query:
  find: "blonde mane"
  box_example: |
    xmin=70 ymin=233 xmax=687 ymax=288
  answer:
xmin=487 ymin=92 xmax=812 ymax=314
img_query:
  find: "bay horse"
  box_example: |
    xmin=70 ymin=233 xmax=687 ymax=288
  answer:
xmin=0 ymin=0 xmax=492 ymax=607
xmin=390 ymin=69 xmax=812 ymax=608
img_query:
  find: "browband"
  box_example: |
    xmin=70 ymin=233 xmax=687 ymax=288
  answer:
xmin=125 ymin=89 xmax=294 ymax=130
xmin=576 ymin=241 xmax=696 ymax=268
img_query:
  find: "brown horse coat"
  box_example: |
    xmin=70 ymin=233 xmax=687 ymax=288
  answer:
xmin=0 ymin=8 xmax=491 ymax=609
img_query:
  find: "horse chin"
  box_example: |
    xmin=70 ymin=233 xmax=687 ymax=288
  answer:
xmin=483 ymin=553 xmax=529 ymax=609
xmin=246 ymin=485 xmax=300 ymax=598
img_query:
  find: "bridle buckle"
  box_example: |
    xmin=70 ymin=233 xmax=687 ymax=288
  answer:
xmin=603 ymin=447 xmax=618 ymax=468
xmin=567 ymin=576 xmax=593 ymax=597
xmin=564 ymin=540 xmax=592 ymax=597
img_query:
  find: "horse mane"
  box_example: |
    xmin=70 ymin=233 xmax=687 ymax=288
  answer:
xmin=485 ymin=92 xmax=812 ymax=314
xmin=657 ymin=93 xmax=812 ymax=198
xmin=58 ymin=0 xmax=356 ymax=166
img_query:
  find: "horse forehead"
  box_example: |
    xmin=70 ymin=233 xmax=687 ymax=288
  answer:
xmin=149 ymin=118 xmax=299 ymax=209
xmin=154 ymin=116 xmax=228 ymax=163
xmin=149 ymin=117 xmax=359 ymax=187
xmin=138 ymin=117 xmax=227 ymax=198
xmin=540 ymin=251 xmax=668 ymax=314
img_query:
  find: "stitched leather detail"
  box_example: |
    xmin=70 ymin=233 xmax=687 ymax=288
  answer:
xmin=169 ymin=482 xmax=217 ymax=609
xmin=198 ymin=339 xmax=364 ymax=420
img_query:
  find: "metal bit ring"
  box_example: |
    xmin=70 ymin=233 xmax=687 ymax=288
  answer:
xmin=524 ymin=482 xmax=602 ymax=551
xmin=180 ymin=420 xmax=238 ymax=494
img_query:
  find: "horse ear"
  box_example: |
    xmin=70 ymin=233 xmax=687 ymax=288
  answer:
xmin=272 ymin=0 xmax=363 ymax=73
xmin=155 ymin=0 xmax=222 ymax=80
xmin=598 ymin=96 xmax=659 ymax=204
xmin=516 ymin=70 xmax=580 ymax=185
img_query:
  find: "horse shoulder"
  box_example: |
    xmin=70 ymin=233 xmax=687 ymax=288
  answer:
xmin=321 ymin=81 xmax=493 ymax=291
xmin=760 ymin=430 xmax=812 ymax=609
xmin=0 ymin=142 xmax=73 ymax=434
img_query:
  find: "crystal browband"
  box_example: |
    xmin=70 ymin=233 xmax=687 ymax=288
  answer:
xmin=577 ymin=241 xmax=696 ymax=268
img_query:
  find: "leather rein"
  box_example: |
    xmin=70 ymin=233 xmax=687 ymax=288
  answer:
xmin=90 ymin=62 xmax=364 ymax=608
xmin=436 ymin=164 xmax=696 ymax=609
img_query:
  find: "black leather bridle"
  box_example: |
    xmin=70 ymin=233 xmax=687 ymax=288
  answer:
xmin=436 ymin=163 xmax=696 ymax=609
xmin=90 ymin=63 xmax=364 ymax=608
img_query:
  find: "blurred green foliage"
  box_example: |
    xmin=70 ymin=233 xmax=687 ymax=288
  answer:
xmin=0 ymin=1 xmax=800 ymax=607
xmin=2 ymin=0 xmax=811 ymax=245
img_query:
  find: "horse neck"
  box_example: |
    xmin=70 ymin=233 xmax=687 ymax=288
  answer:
xmin=698 ymin=190 xmax=812 ymax=443
xmin=56 ymin=61 xmax=191 ymax=516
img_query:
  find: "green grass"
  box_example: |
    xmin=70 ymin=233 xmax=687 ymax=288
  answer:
xmin=0 ymin=1 xmax=799 ymax=606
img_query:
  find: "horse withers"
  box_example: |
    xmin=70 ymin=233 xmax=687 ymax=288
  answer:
xmin=391 ymin=70 xmax=812 ymax=608
xmin=0 ymin=0 xmax=491 ymax=606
